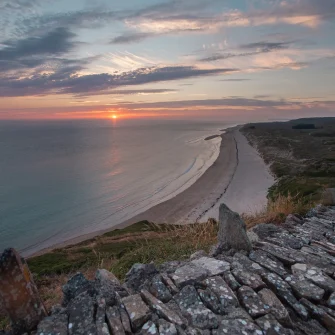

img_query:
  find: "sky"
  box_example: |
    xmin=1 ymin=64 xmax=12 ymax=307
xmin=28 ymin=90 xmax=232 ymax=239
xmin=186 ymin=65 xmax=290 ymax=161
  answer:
xmin=0 ymin=0 xmax=334 ymax=121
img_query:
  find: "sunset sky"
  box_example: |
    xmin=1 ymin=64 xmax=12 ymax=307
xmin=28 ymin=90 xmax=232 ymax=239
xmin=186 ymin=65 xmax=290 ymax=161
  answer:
xmin=0 ymin=0 xmax=334 ymax=120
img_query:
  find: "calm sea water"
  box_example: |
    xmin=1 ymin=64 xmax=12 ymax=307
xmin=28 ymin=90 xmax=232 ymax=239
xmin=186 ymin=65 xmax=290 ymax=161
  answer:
xmin=0 ymin=119 xmax=230 ymax=256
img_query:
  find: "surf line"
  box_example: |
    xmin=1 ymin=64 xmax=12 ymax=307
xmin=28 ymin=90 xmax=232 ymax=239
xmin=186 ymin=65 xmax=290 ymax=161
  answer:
xmin=194 ymin=134 xmax=239 ymax=223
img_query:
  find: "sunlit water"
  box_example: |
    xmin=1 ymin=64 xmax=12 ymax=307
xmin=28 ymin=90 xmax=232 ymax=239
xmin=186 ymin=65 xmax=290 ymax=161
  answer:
xmin=0 ymin=119 xmax=233 ymax=255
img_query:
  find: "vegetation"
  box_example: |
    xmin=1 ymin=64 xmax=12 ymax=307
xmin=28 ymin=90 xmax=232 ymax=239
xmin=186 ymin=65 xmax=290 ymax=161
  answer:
xmin=241 ymin=117 xmax=335 ymax=203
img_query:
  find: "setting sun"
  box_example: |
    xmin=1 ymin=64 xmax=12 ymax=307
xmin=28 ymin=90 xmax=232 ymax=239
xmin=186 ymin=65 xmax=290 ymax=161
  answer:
xmin=111 ymin=114 xmax=118 ymax=119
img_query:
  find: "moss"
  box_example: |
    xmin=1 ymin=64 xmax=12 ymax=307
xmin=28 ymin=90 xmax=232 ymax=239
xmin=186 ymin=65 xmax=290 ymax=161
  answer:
xmin=0 ymin=316 xmax=10 ymax=331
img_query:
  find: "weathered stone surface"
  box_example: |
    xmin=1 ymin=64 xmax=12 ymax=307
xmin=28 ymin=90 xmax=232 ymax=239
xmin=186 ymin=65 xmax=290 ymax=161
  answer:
xmin=96 ymin=297 xmax=110 ymax=335
xmin=251 ymin=223 xmax=284 ymax=239
xmin=258 ymin=288 xmax=292 ymax=327
xmin=232 ymin=269 xmax=266 ymax=290
xmin=62 ymin=273 xmax=95 ymax=306
xmin=141 ymin=290 xmax=185 ymax=327
xmin=198 ymin=288 xmax=223 ymax=315
xmin=217 ymin=203 xmax=252 ymax=252
xmin=262 ymin=272 xmax=309 ymax=320
xmin=159 ymin=261 xmax=186 ymax=274
xmin=118 ymin=303 xmax=132 ymax=335
xmin=158 ymin=319 xmax=178 ymax=335
xmin=191 ymin=257 xmax=230 ymax=276
xmin=255 ymin=314 xmax=293 ymax=335
xmin=95 ymin=270 xmax=118 ymax=305
xmin=292 ymin=264 xmax=335 ymax=293
xmin=125 ymin=263 xmax=158 ymax=294
xmin=189 ymin=250 xmax=207 ymax=261
xmin=286 ymin=214 xmax=303 ymax=225
xmin=203 ymin=276 xmax=239 ymax=310
xmin=231 ymin=253 xmax=267 ymax=276
xmin=300 ymin=298 xmax=335 ymax=333
xmin=222 ymin=307 xmax=253 ymax=321
xmin=171 ymin=264 xmax=208 ymax=288
xmin=0 ymin=248 xmax=47 ymax=334
xmin=223 ymin=271 xmax=241 ymax=291
xmin=237 ymin=286 xmax=270 ymax=318
xmin=249 ymin=250 xmax=287 ymax=277
xmin=122 ymin=294 xmax=151 ymax=331
xmin=285 ymin=274 xmax=325 ymax=302
xmin=36 ymin=314 xmax=68 ymax=335
xmin=149 ymin=274 xmax=172 ymax=303
xmin=161 ymin=273 xmax=179 ymax=295
xmin=68 ymin=292 xmax=97 ymax=335
xmin=174 ymin=285 xmax=218 ymax=330
xmin=106 ymin=306 xmax=124 ymax=335
xmin=212 ymin=319 xmax=263 ymax=335
xmin=328 ymin=292 xmax=335 ymax=309
xmin=140 ymin=321 xmax=159 ymax=335
xmin=295 ymin=320 xmax=329 ymax=335
xmin=256 ymin=242 xmax=300 ymax=265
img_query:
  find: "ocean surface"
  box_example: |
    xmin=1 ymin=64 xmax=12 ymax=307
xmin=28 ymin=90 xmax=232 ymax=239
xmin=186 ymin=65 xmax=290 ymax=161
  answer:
xmin=0 ymin=119 xmax=232 ymax=256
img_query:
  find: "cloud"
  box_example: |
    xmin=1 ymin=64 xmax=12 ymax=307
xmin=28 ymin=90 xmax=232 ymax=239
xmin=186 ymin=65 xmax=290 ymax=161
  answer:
xmin=110 ymin=32 xmax=153 ymax=44
xmin=200 ymin=41 xmax=292 ymax=62
xmin=0 ymin=65 xmax=236 ymax=97
xmin=219 ymin=79 xmax=251 ymax=82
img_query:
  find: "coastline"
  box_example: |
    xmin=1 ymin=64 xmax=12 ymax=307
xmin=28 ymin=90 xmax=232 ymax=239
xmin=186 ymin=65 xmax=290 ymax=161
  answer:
xmin=29 ymin=127 xmax=274 ymax=258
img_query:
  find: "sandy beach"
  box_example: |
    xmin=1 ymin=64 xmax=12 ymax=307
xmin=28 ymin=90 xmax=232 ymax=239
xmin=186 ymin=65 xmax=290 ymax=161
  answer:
xmin=30 ymin=128 xmax=274 ymax=257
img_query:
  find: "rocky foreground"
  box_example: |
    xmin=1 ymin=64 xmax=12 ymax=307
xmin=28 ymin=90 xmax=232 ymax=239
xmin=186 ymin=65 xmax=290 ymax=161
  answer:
xmin=4 ymin=205 xmax=335 ymax=334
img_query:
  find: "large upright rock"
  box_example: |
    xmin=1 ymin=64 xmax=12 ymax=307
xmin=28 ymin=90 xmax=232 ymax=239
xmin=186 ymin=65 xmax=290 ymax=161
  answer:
xmin=0 ymin=248 xmax=47 ymax=335
xmin=217 ymin=204 xmax=252 ymax=253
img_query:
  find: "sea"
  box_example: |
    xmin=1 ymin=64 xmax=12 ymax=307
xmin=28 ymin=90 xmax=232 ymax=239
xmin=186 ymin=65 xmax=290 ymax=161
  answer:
xmin=0 ymin=119 xmax=234 ymax=256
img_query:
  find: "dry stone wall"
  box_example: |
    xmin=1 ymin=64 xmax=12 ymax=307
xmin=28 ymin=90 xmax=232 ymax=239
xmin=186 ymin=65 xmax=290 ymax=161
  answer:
xmin=2 ymin=205 xmax=335 ymax=334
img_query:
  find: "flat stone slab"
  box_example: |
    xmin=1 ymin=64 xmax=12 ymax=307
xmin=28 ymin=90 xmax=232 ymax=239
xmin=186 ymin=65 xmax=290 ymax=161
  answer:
xmin=174 ymin=285 xmax=218 ymax=330
xmin=171 ymin=264 xmax=208 ymax=288
xmin=285 ymin=275 xmax=325 ymax=302
xmin=249 ymin=250 xmax=287 ymax=278
xmin=237 ymin=286 xmax=271 ymax=318
xmin=149 ymin=274 xmax=172 ymax=303
xmin=191 ymin=257 xmax=230 ymax=276
xmin=36 ymin=314 xmax=68 ymax=335
xmin=141 ymin=290 xmax=185 ymax=328
xmin=255 ymin=314 xmax=294 ymax=335
xmin=203 ymin=276 xmax=239 ymax=310
xmin=122 ymin=294 xmax=151 ymax=331
xmin=232 ymin=269 xmax=266 ymax=290
xmin=106 ymin=306 xmax=124 ymax=335
xmin=262 ymin=272 xmax=309 ymax=320
xmin=198 ymin=288 xmax=223 ymax=315
xmin=328 ymin=292 xmax=335 ymax=309
xmin=212 ymin=319 xmax=263 ymax=335
xmin=158 ymin=319 xmax=178 ymax=335
xmin=258 ymin=288 xmax=292 ymax=327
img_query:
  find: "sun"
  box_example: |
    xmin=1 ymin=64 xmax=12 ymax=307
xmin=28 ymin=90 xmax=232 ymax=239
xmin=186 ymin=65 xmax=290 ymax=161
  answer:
xmin=109 ymin=114 xmax=118 ymax=119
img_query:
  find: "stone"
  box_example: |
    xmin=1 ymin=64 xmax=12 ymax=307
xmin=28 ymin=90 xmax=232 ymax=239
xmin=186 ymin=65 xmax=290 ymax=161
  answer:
xmin=36 ymin=314 xmax=68 ymax=335
xmin=125 ymin=263 xmax=158 ymax=294
xmin=171 ymin=264 xmax=208 ymax=288
xmin=149 ymin=274 xmax=172 ymax=303
xmin=96 ymin=269 xmax=128 ymax=299
xmin=232 ymin=269 xmax=266 ymax=290
xmin=231 ymin=253 xmax=267 ymax=276
xmin=68 ymin=292 xmax=97 ymax=335
xmin=295 ymin=320 xmax=329 ymax=335
xmin=285 ymin=214 xmax=303 ymax=225
xmin=222 ymin=307 xmax=253 ymax=321
xmin=256 ymin=242 xmax=298 ymax=265
xmin=255 ymin=314 xmax=293 ymax=335
xmin=62 ymin=273 xmax=95 ymax=306
xmin=247 ymin=231 xmax=260 ymax=243
xmin=174 ymin=285 xmax=218 ymax=330
xmin=223 ymin=271 xmax=241 ymax=291
xmin=328 ymin=292 xmax=335 ymax=309
xmin=300 ymin=298 xmax=335 ymax=334
xmin=189 ymin=250 xmax=207 ymax=261
xmin=285 ymin=275 xmax=325 ymax=302
xmin=161 ymin=273 xmax=179 ymax=295
xmin=217 ymin=204 xmax=252 ymax=252
xmin=203 ymin=276 xmax=239 ymax=310
xmin=198 ymin=288 xmax=223 ymax=315
xmin=159 ymin=261 xmax=186 ymax=274
xmin=258 ymin=288 xmax=292 ymax=327
xmin=292 ymin=264 xmax=335 ymax=293
xmin=122 ymin=294 xmax=151 ymax=331
xmin=191 ymin=257 xmax=230 ymax=276
xmin=140 ymin=321 xmax=159 ymax=335
xmin=237 ymin=286 xmax=271 ymax=318
xmin=262 ymin=272 xmax=309 ymax=320
xmin=251 ymin=223 xmax=284 ymax=239
xmin=212 ymin=319 xmax=263 ymax=335
xmin=0 ymin=248 xmax=47 ymax=335
xmin=106 ymin=306 xmax=124 ymax=335
xmin=96 ymin=297 xmax=110 ymax=335
xmin=158 ymin=319 xmax=178 ymax=335
xmin=249 ymin=250 xmax=287 ymax=277
xmin=118 ymin=303 xmax=132 ymax=335
xmin=140 ymin=290 xmax=185 ymax=327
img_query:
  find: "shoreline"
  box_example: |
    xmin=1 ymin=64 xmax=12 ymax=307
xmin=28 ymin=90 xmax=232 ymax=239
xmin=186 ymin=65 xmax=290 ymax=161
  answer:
xmin=29 ymin=126 xmax=274 ymax=258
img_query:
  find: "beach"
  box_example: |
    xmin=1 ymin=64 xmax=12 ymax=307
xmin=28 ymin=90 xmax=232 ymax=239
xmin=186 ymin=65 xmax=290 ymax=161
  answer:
xmin=31 ymin=127 xmax=274 ymax=257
